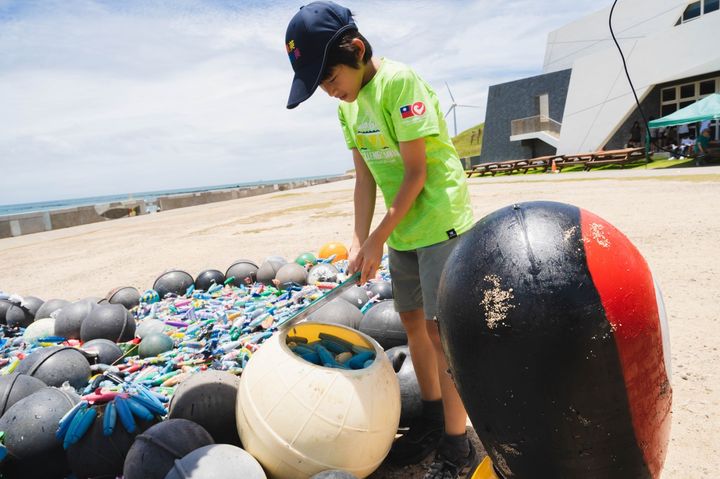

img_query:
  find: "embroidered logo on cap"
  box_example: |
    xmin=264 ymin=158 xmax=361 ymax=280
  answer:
xmin=400 ymin=101 xmax=426 ymax=119
xmin=286 ymin=39 xmax=301 ymax=63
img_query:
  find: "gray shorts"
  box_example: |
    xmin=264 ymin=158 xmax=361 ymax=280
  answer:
xmin=388 ymin=236 xmax=461 ymax=320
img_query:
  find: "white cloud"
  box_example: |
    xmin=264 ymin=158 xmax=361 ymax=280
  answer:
xmin=0 ymin=0 xmax=603 ymax=204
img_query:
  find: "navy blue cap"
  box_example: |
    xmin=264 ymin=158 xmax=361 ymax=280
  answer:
xmin=285 ymin=1 xmax=356 ymax=109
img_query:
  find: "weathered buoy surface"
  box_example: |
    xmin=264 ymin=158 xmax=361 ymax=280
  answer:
xmin=123 ymin=418 xmax=215 ymax=479
xmin=358 ymin=300 xmax=407 ymax=349
xmin=16 ymin=346 xmax=91 ymax=389
xmin=54 ymin=300 xmax=94 ymax=339
xmin=225 ymin=259 xmax=259 ymax=286
xmin=164 ymin=444 xmax=266 ymax=479
xmin=0 ymin=373 xmax=47 ymax=416
xmin=339 ymin=285 xmax=369 ymax=310
xmin=437 ymin=201 xmax=672 ymax=479
xmin=153 ymin=270 xmax=194 ymax=299
xmin=81 ymin=338 xmax=124 ymax=365
xmin=106 ymin=286 xmax=141 ymax=310
xmin=385 ymin=345 xmax=422 ymax=426
xmin=237 ymin=322 xmax=400 ymax=478
xmin=194 ymin=269 xmax=226 ymax=292
xmin=308 ymin=297 xmax=363 ymax=329
xmin=80 ymin=302 xmax=136 ymax=343
xmin=275 ymin=262 xmax=308 ymax=289
xmin=139 ymin=333 xmax=174 ymax=358
xmin=34 ymin=298 xmax=71 ymax=320
xmin=0 ymin=387 xmax=80 ymax=479
xmin=168 ymin=370 xmax=242 ymax=445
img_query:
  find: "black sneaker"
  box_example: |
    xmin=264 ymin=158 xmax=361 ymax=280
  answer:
xmin=423 ymin=438 xmax=479 ymax=479
xmin=387 ymin=416 xmax=444 ymax=466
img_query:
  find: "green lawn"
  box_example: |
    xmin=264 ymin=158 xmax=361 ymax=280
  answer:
xmin=452 ymin=123 xmax=483 ymax=159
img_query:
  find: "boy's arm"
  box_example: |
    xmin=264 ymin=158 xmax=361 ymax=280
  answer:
xmin=353 ymin=137 xmax=427 ymax=283
xmin=350 ymin=148 xmax=376 ymax=263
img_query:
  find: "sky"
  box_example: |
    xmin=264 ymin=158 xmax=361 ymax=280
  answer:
xmin=1 ymin=0 xmax=603 ymax=205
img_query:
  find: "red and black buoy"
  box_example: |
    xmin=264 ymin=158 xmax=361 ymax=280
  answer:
xmin=438 ymin=201 xmax=671 ymax=479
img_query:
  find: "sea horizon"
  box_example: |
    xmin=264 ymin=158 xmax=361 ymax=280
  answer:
xmin=0 ymin=173 xmax=345 ymax=217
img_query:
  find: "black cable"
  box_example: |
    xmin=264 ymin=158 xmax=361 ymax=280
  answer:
xmin=609 ymin=0 xmax=677 ymax=156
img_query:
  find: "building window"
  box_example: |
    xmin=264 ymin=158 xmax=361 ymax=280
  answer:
xmin=660 ymin=75 xmax=720 ymax=119
xmin=680 ymin=83 xmax=696 ymax=98
xmin=677 ymin=0 xmax=718 ymax=23
xmin=700 ymin=79 xmax=716 ymax=95
xmin=662 ymin=88 xmax=676 ymax=102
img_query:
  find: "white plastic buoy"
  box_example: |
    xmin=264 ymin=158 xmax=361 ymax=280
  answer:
xmin=236 ymin=323 xmax=400 ymax=479
xmin=23 ymin=317 xmax=56 ymax=342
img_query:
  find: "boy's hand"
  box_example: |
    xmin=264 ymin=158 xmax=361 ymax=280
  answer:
xmin=349 ymin=235 xmax=384 ymax=284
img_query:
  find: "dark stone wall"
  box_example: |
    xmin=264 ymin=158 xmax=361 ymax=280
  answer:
xmin=478 ymin=69 xmax=572 ymax=164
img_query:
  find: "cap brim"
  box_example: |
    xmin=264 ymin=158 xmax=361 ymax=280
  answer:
xmin=287 ymin=62 xmax=322 ymax=109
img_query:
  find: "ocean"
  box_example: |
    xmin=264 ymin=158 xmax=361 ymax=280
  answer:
xmin=0 ymin=175 xmax=341 ymax=217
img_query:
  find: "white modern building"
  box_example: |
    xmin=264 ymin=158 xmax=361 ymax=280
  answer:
xmin=479 ymin=0 xmax=720 ymax=163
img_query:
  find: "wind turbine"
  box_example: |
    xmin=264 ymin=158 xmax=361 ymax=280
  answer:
xmin=444 ymin=82 xmax=483 ymax=137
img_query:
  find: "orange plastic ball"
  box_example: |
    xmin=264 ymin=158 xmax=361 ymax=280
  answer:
xmin=317 ymin=242 xmax=349 ymax=262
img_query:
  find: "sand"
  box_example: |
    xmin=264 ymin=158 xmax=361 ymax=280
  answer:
xmin=1 ymin=166 xmax=718 ymax=478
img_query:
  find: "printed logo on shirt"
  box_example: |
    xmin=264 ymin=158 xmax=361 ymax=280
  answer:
xmin=400 ymin=101 xmax=427 ymax=119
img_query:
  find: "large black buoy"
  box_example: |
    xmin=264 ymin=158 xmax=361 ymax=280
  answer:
xmin=437 ymin=201 xmax=672 ymax=478
xmin=195 ymin=269 xmax=226 ymax=292
xmin=168 ymin=370 xmax=242 ymax=445
xmin=256 ymin=258 xmax=287 ymax=286
xmin=153 ymin=270 xmax=194 ymax=299
xmin=123 ymin=418 xmax=215 ymax=479
xmin=34 ymin=298 xmax=71 ymax=320
xmin=307 ymin=263 xmax=339 ymax=284
xmin=138 ymin=333 xmax=174 ymax=358
xmin=80 ymin=303 xmax=136 ymax=343
xmin=67 ymin=401 xmax=157 ymax=479
xmin=54 ymin=300 xmax=94 ymax=339
xmin=81 ymin=338 xmax=124 ymax=365
xmin=385 ymin=345 xmax=422 ymax=426
xmin=164 ymin=444 xmax=266 ymax=479
xmin=0 ymin=373 xmax=47 ymax=417
xmin=274 ymin=262 xmax=308 ymax=289
xmin=358 ymin=300 xmax=407 ymax=349
xmin=308 ymin=297 xmax=363 ymax=329
xmin=339 ymin=285 xmax=369 ymax=310
xmin=21 ymin=296 xmax=45 ymax=319
xmin=368 ymin=281 xmax=393 ymax=300
xmin=2 ymin=299 xmax=33 ymax=328
xmin=0 ymin=386 xmax=80 ymax=479
xmin=225 ymin=259 xmax=259 ymax=286
xmin=106 ymin=286 xmax=141 ymax=310
xmin=310 ymin=471 xmax=359 ymax=479
xmin=16 ymin=346 xmax=91 ymax=389
xmin=136 ymin=318 xmax=166 ymax=338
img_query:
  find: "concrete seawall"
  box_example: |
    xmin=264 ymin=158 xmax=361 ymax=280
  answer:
xmin=0 ymin=175 xmax=351 ymax=239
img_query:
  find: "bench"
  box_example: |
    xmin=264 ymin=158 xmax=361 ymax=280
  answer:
xmin=583 ymin=147 xmax=646 ymax=171
xmin=514 ymin=155 xmax=564 ymax=174
xmin=553 ymin=152 xmax=596 ymax=172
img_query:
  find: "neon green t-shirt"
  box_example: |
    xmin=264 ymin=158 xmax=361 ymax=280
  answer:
xmin=339 ymin=58 xmax=474 ymax=251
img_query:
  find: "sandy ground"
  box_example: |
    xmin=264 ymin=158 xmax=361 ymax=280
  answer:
xmin=1 ymin=166 xmax=718 ymax=478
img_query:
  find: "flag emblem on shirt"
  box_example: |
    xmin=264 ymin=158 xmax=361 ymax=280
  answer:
xmin=400 ymin=101 xmax=426 ymax=119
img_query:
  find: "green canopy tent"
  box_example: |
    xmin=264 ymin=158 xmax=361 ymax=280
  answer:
xmin=646 ymin=93 xmax=720 ymax=156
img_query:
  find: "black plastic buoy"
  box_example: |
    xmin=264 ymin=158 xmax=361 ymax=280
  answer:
xmin=310 ymin=471 xmax=359 ymax=479
xmin=0 ymin=373 xmax=47 ymax=417
xmin=256 ymin=258 xmax=287 ymax=286
xmin=106 ymin=286 xmax=141 ymax=310
xmin=153 ymin=270 xmax=194 ymax=299
xmin=274 ymin=262 xmax=308 ymax=289
xmin=21 ymin=296 xmax=45 ymax=319
xmin=80 ymin=303 xmax=136 ymax=343
xmin=123 ymin=419 xmax=215 ymax=479
xmin=34 ymin=298 xmax=71 ymax=320
xmin=1 ymin=299 xmax=33 ymax=328
xmin=164 ymin=444 xmax=266 ymax=479
xmin=339 ymin=285 xmax=370 ymax=310
xmin=358 ymin=300 xmax=407 ymax=349
xmin=81 ymin=338 xmax=124 ymax=365
xmin=16 ymin=346 xmax=91 ymax=389
xmin=308 ymin=298 xmax=363 ymax=329
xmin=67 ymin=401 xmax=157 ymax=479
xmin=368 ymin=281 xmax=393 ymax=300
xmin=225 ymin=259 xmax=259 ymax=286
xmin=0 ymin=386 xmax=80 ymax=479
xmin=195 ymin=269 xmax=226 ymax=292
xmin=437 ymin=201 xmax=673 ymax=478
xmin=168 ymin=370 xmax=242 ymax=445
xmin=385 ymin=345 xmax=422 ymax=426
xmin=54 ymin=300 xmax=94 ymax=340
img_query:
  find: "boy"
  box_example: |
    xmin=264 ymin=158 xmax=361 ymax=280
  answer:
xmin=284 ymin=2 xmax=478 ymax=478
